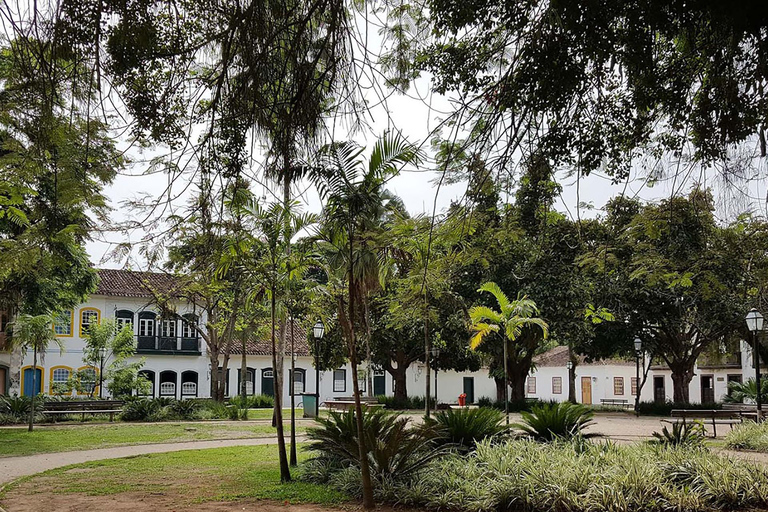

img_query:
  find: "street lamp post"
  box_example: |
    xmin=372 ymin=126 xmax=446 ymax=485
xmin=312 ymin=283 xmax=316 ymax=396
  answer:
xmin=565 ymin=360 xmax=573 ymax=403
xmin=634 ymin=337 xmax=642 ymax=415
xmin=312 ymin=320 xmax=325 ymax=417
xmin=745 ymin=309 xmax=764 ymax=421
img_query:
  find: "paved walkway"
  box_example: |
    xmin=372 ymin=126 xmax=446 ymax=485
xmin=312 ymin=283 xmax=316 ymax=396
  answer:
xmin=0 ymin=436 xmax=304 ymax=486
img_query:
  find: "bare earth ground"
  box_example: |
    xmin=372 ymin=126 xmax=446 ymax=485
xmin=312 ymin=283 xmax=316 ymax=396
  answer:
xmin=1 ymin=413 xmax=766 ymax=512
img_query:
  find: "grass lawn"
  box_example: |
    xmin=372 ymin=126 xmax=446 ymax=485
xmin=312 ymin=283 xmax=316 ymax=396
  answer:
xmin=0 ymin=422 xmax=308 ymax=457
xmin=0 ymin=445 xmax=346 ymax=509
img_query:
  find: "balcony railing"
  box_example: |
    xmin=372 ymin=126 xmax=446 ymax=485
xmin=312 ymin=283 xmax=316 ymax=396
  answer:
xmin=136 ymin=335 xmax=201 ymax=355
xmin=698 ymin=352 xmax=742 ymax=369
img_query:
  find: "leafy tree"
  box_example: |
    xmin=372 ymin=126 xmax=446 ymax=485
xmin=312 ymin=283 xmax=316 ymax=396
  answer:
xmin=385 ymin=0 xmax=768 ymax=177
xmin=583 ymin=188 xmax=747 ymax=403
xmin=469 ymin=283 xmax=549 ymax=420
xmin=82 ymin=320 xmax=142 ymax=398
xmin=0 ymin=40 xmax=121 ymax=319
xmin=8 ymin=314 xmax=63 ymax=431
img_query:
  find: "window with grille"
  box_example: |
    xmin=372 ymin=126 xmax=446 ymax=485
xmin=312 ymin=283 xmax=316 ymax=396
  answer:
xmin=631 ymin=377 xmax=638 ymax=396
xmin=527 ymin=377 xmax=536 ymax=394
xmin=161 ymin=319 xmax=177 ymax=337
xmin=80 ymin=309 xmax=100 ymax=336
xmin=333 ymin=369 xmax=346 ymax=392
xmin=54 ymin=311 xmax=72 ymax=336
xmin=52 ymin=368 xmax=70 ymax=388
xmin=139 ymin=318 xmax=155 ymax=336
xmin=614 ymin=377 xmax=625 ymax=395
xmin=552 ymin=376 xmax=562 ymax=394
xmin=160 ymin=382 xmax=176 ymax=396
xmin=182 ymin=382 xmax=196 ymax=396
xmin=80 ymin=368 xmax=97 ymax=394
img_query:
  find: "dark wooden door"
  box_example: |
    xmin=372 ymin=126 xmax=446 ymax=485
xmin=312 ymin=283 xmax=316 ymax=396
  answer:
xmin=654 ymin=376 xmax=665 ymax=404
xmin=700 ymin=375 xmax=715 ymax=403
xmin=261 ymin=368 xmax=274 ymax=396
xmin=373 ymin=372 xmax=386 ymax=396
xmin=463 ymin=377 xmax=475 ymax=403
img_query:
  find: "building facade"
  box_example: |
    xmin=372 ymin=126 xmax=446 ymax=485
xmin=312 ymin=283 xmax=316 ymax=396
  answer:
xmin=2 ymin=269 xmax=764 ymax=406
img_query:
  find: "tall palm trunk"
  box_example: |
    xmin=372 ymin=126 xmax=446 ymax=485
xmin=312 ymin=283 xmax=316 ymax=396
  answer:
xmin=272 ymin=283 xmax=290 ymax=482
xmin=349 ymin=222 xmax=375 ymax=509
xmin=290 ymin=316 xmax=297 ymax=466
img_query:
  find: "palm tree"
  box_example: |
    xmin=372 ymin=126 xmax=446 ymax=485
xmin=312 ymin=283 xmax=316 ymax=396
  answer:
xmin=314 ymin=132 xmax=421 ymax=509
xmin=10 ymin=314 xmax=64 ymax=431
xmin=469 ymin=282 xmax=549 ymax=424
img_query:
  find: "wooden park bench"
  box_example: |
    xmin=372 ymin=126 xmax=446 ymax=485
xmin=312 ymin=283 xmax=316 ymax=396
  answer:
xmin=43 ymin=400 xmax=125 ymax=422
xmin=600 ymin=398 xmax=631 ymax=408
xmin=661 ymin=409 xmax=743 ymax=437
xmin=324 ymin=396 xmax=384 ymax=411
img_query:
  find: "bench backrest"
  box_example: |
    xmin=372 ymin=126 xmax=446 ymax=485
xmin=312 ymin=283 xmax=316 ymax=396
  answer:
xmin=44 ymin=400 xmax=125 ymax=410
xmin=333 ymin=396 xmax=379 ymax=403
xmin=670 ymin=409 xmax=740 ymax=419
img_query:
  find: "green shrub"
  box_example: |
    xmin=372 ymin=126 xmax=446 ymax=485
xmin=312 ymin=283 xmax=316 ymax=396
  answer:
xmin=476 ymin=396 xmax=555 ymax=412
xmin=423 ymin=407 xmax=509 ymax=451
xmin=725 ymin=421 xmax=768 ymax=452
xmin=0 ymin=395 xmax=33 ymax=421
xmin=514 ymin=401 xmax=595 ymax=441
xmin=304 ymin=409 xmax=445 ymax=482
xmin=636 ymin=401 xmax=721 ymax=416
xmin=651 ymin=421 xmax=706 ymax=448
xmin=377 ymin=395 xmax=436 ymax=410
xmin=381 ymin=440 xmax=768 ymax=512
xmin=724 ymin=378 xmax=768 ymax=404
xmin=229 ymin=394 xmax=274 ymax=409
xmin=195 ymin=399 xmax=230 ymax=420
xmin=121 ymin=399 xmax=163 ymax=421
xmin=168 ymin=399 xmax=199 ymax=420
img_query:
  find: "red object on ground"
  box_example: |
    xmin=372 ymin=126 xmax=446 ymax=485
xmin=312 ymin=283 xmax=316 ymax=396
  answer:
xmin=458 ymin=393 xmax=467 ymax=407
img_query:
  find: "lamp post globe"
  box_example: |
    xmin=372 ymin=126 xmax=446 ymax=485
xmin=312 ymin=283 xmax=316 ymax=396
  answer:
xmin=313 ymin=320 xmax=325 ymax=340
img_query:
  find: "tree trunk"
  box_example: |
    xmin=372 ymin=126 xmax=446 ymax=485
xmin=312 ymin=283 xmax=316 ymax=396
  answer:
xmin=670 ymin=368 xmax=693 ymax=404
xmin=494 ymin=377 xmax=505 ymax=403
xmin=568 ymin=363 xmax=577 ymax=404
xmin=28 ymin=346 xmax=37 ymax=432
xmin=240 ymin=334 xmax=248 ymax=401
xmin=508 ymin=371 xmax=526 ymax=402
xmin=364 ymin=298 xmax=373 ymax=398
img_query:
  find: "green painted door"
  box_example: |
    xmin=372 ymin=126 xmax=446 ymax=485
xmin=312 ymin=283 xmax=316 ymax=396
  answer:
xmin=373 ymin=372 xmax=386 ymax=396
xmin=463 ymin=377 xmax=474 ymax=403
xmin=261 ymin=368 xmax=274 ymax=396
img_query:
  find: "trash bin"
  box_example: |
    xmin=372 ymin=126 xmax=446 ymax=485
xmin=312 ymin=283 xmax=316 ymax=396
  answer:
xmin=302 ymin=394 xmax=318 ymax=418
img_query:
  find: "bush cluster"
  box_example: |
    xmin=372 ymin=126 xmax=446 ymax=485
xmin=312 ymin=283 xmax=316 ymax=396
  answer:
xmin=375 ymin=395 xmax=436 ymax=410
xmin=725 ymin=421 xmax=768 ymax=452
xmin=476 ymin=396 xmax=559 ymax=412
xmin=121 ymin=397 xmax=232 ymax=422
xmin=387 ymin=440 xmax=768 ymax=511
xmin=228 ymin=394 xmax=274 ymax=409
xmin=636 ymin=401 xmax=721 ymax=416
xmin=0 ymin=395 xmax=41 ymax=425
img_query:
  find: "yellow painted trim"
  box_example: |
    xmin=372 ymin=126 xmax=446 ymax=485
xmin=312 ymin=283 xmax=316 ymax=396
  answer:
xmin=76 ymin=365 xmax=100 ymax=396
xmin=53 ymin=310 xmax=75 ymax=338
xmin=49 ymin=365 xmax=73 ymax=395
xmin=78 ymin=307 xmax=101 ymax=337
xmin=20 ymin=365 xmax=44 ymax=396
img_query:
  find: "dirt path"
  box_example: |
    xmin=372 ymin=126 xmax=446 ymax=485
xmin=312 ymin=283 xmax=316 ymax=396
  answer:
xmin=0 ymin=436 xmax=304 ymax=486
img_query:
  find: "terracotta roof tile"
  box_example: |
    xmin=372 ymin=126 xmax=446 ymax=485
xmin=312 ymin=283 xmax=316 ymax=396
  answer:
xmin=232 ymin=321 xmax=310 ymax=356
xmin=95 ymin=269 xmax=183 ymax=298
xmin=534 ymin=345 xmax=634 ymax=367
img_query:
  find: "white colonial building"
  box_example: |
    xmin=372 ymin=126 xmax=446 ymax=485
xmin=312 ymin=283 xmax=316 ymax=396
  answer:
xmin=1 ymin=269 xmax=763 ymax=407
